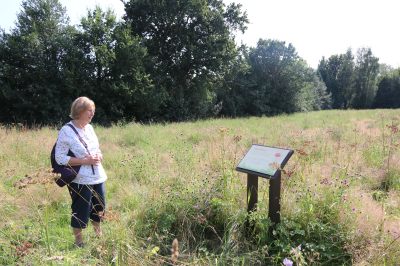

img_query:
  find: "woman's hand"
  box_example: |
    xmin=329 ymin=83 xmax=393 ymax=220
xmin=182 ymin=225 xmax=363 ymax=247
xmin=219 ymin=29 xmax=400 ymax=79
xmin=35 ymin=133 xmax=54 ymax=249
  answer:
xmin=96 ymin=153 xmax=103 ymax=162
xmin=84 ymin=154 xmax=102 ymax=165
xmin=68 ymin=154 xmax=103 ymax=166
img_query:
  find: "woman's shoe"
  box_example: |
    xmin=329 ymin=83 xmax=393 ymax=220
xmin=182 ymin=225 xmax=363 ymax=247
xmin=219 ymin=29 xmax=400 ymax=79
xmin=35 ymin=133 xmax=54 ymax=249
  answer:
xmin=75 ymin=242 xmax=85 ymax=248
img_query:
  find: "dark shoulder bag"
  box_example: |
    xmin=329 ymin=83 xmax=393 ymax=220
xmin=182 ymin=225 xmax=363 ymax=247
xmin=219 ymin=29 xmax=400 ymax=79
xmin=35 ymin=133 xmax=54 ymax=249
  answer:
xmin=51 ymin=124 xmax=93 ymax=187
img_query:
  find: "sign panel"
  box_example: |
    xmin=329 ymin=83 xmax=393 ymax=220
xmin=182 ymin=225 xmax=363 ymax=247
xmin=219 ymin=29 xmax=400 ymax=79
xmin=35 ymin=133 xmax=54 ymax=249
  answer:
xmin=236 ymin=144 xmax=293 ymax=178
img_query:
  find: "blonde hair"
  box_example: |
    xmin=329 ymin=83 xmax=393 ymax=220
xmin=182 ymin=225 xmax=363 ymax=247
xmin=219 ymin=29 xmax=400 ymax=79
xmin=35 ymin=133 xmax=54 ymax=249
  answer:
xmin=69 ymin=96 xmax=95 ymax=119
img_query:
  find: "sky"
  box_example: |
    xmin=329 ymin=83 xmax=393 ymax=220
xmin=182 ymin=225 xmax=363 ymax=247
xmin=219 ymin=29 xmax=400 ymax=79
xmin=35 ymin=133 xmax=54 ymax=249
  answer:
xmin=1 ymin=0 xmax=399 ymax=69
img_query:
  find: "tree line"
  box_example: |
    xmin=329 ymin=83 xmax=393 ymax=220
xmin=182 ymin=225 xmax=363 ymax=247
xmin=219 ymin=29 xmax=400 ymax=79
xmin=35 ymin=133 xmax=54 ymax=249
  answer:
xmin=0 ymin=0 xmax=399 ymax=126
xmin=318 ymin=49 xmax=400 ymax=110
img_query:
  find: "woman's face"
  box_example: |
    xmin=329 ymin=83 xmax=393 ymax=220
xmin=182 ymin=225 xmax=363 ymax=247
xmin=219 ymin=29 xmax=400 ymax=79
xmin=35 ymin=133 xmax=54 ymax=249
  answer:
xmin=79 ymin=106 xmax=95 ymax=124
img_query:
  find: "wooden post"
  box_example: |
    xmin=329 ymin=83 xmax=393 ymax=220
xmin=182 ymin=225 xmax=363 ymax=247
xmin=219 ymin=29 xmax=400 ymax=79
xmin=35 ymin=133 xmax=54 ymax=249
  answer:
xmin=268 ymin=170 xmax=281 ymax=225
xmin=247 ymin=174 xmax=258 ymax=213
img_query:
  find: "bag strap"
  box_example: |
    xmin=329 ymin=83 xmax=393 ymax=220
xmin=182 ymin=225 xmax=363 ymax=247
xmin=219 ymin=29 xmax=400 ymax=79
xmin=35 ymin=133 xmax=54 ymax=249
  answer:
xmin=67 ymin=123 xmax=95 ymax=175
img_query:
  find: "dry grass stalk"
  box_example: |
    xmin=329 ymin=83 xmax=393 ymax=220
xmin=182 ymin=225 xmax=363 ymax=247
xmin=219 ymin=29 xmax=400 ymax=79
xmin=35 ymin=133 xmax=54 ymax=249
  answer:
xmin=13 ymin=168 xmax=60 ymax=189
xmin=171 ymin=238 xmax=179 ymax=264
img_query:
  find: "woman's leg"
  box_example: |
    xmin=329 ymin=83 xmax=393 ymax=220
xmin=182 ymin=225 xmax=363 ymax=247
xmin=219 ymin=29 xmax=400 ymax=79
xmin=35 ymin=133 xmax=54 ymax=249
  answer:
xmin=68 ymin=183 xmax=92 ymax=246
xmin=73 ymin=228 xmax=83 ymax=246
xmin=91 ymin=221 xmax=102 ymax=237
xmin=89 ymin=183 xmax=106 ymax=237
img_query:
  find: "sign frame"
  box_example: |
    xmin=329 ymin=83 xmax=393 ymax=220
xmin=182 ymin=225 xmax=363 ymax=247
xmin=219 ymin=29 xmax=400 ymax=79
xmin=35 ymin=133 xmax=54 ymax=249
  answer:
xmin=236 ymin=144 xmax=294 ymax=179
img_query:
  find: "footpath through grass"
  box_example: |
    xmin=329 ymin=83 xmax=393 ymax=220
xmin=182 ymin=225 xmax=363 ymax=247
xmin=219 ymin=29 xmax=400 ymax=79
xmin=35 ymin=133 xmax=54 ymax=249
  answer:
xmin=1 ymin=109 xmax=400 ymax=265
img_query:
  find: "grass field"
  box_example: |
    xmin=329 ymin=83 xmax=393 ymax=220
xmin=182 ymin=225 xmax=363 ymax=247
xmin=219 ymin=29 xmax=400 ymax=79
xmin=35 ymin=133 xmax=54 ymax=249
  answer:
xmin=1 ymin=109 xmax=400 ymax=265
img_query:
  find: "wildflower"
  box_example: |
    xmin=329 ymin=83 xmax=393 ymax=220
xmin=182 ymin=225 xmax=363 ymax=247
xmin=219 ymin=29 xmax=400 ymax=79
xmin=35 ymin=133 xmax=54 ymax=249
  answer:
xmin=320 ymin=178 xmax=331 ymax=185
xmin=296 ymin=149 xmax=308 ymax=156
xmin=341 ymin=179 xmax=349 ymax=187
xmin=219 ymin=127 xmax=228 ymax=134
xmin=15 ymin=242 xmax=33 ymax=257
xmin=196 ymin=214 xmax=207 ymax=224
xmin=291 ymin=244 xmax=301 ymax=253
xmin=282 ymin=169 xmax=294 ymax=177
xmin=283 ymin=258 xmax=293 ymax=266
xmin=233 ymin=135 xmax=242 ymax=142
xmin=387 ymin=124 xmax=399 ymax=134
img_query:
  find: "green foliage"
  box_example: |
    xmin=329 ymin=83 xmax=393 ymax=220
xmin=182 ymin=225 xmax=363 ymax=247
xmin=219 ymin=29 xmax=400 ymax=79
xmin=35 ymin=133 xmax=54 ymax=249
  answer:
xmin=297 ymin=68 xmax=332 ymax=111
xmin=0 ymin=1 xmax=163 ymax=125
xmin=245 ymin=39 xmax=330 ymax=116
xmin=318 ymin=49 xmax=355 ymax=109
xmin=384 ymin=169 xmax=400 ymax=191
xmin=216 ymin=44 xmax=252 ymax=117
xmin=318 ymin=48 xmax=382 ymax=110
xmin=112 ymin=25 xmax=163 ymax=121
xmin=374 ymin=69 xmax=400 ymax=108
xmin=0 ymin=0 xmax=394 ymax=127
xmin=75 ymin=7 xmax=161 ymax=123
xmin=265 ymin=217 xmax=351 ymax=265
xmin=124 ymin=0 xmax=248 ymax=120
xmin=352 ymin=48 xmax=380 ymax=108
xmin=0 ymin=0 xmax=76 ymax=125
xmin=251 ymin=180 xmax=353 ymax=265
xmin=363 ymin=144 xmax=385 ymax=167
xmin=248 ymin=39 xmax=299 ymax=115
xmin=136 ymin=174 xmax=240 ymax=254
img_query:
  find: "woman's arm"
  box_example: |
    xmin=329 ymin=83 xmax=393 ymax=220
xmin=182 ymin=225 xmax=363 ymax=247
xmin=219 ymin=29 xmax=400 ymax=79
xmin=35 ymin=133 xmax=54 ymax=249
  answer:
xmin=55 ymin=127 xmax=101 ymax=166
xmin=55 ymin=128 xmax=72 ymax=166
xmin=89 ymin=125 xmax=103 ymax=163
xmin=68 ymin=155 xmax=101 ymax=166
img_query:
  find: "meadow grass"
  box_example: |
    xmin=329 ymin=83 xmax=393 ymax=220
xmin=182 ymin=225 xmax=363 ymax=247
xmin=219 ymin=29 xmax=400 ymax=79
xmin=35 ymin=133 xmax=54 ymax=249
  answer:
xmin=0 ymin=109 xmax=400 ymax=265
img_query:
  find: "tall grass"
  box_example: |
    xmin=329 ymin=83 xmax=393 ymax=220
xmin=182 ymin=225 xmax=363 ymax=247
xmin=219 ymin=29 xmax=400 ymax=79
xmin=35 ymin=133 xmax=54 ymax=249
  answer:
xmin=1 ymin=109 xmax=400 ymax=265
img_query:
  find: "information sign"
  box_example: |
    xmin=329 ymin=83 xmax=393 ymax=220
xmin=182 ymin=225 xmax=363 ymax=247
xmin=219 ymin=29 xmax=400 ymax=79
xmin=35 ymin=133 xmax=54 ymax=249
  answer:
xmin=236 ymin=144 xmax=293 ymax=178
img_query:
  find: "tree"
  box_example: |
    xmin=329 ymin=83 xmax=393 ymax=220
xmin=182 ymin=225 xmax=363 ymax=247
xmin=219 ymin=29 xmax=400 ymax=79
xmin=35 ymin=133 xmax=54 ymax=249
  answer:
xmin=378 ymin=64 xmax=394 ymax=79
xmin=216 ymin=44 xmax=252 ymax=117
xmin=111 ymin=24 xmax=162 ymax=121
xmin=317 ymin=49 xmax=354 ymax=109
xmin=245 ymin=39 xmax=327 ymax=116
xmin=0 ymin=29 xmax=8 ymax=122
xmin=352 ymin=48 xmax=379 ymax=108
xmin=75 ymin=7 xmax=121 ymax=122
xmin=0 ymin=0 xmax=76 ymax=125
xmin=75 ymin=7 xmax=160 ymax=123
xmin=298 ymin=69 xmax=331 ymax=111
xmin=124 ymin=0 xmax=248 ymax=120
xmin=373 ymin=69 xmax=400 ymax=108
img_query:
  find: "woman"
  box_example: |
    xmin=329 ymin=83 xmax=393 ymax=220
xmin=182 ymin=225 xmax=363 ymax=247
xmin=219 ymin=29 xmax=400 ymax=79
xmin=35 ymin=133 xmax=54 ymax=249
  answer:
xmin=55 ymin=96 xmax=107 ymax=247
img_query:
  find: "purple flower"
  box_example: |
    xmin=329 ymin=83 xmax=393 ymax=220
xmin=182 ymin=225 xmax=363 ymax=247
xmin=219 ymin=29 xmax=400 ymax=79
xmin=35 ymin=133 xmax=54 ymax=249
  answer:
xmin=283 ymin=258 xmax=293 ymax=266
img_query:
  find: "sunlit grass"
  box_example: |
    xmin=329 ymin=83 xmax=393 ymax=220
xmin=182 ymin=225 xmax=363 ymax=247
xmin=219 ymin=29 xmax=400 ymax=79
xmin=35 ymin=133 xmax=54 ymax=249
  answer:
xmin=1 ymin=109 xmax=400 ymax=265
